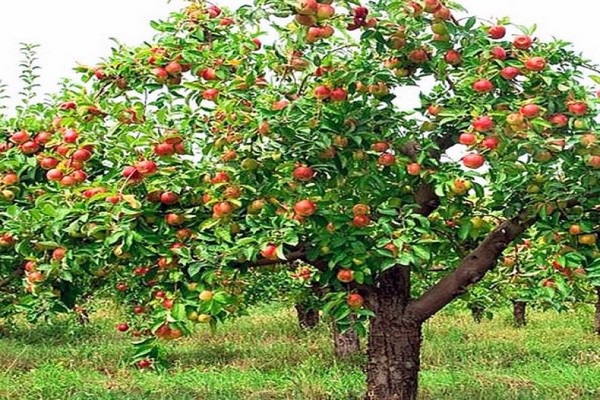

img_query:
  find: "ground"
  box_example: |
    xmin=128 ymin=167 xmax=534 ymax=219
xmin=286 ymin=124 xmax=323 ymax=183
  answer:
xmin=0 ymin=302 xmax=598 ymax=399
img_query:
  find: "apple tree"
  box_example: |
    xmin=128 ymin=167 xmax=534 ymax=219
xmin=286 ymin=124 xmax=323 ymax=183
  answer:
xmin=1 ymin=0 xmax=599 ymax=399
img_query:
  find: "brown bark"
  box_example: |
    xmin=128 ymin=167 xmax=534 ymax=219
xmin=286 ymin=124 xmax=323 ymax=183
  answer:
xmin=513 ymin=301 xmax=527 ymax=327
xmin=595 ymin=287 xmax=600 ymax=335
xmin=295 ymin=303 xmax=319 ymax=329
xmin=366 ymin=266 xmax=421 ymax=400
xmin=333 ymin=320 xmax=360 ymax=357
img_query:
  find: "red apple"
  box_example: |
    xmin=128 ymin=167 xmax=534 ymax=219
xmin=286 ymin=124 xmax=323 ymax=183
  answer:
xmin=501 ymin=66 xmax=520 ymax=80
xmin=337 ymin=269 xmax=355 ymax=283
xmin=513 ymin=35 xmax=533 ymax=50
xmin=490 ymin=47 xmax=507 ymax=60
xmin=482 ymin=136 xmax=500 ymax=150
xmin=352 ymin=214 xmax=371 ymax=228
xmin=473 ymin=116 xmax=494 ymax=132
xmin=293 ymin=166 xmax=315 ymax=181
xmin=488 ymin=25 xmax=506 ymax=39
xmin=568 ymin=101 xmax=587 ymax=116
xmin=459 ymin=132 xmax=477 ymax=146
xmin=261 ymin=244 xmax=278 ymax=260
xmin=294 ymin=199 xmax=317 ymax=217
xmin=462 ymin=153 xmax=485 ymax=169
xmin=520 ymin=104 xmax=541 ymax=118
xmin=347 ymin=293 xmax=364 ymax=309
xmin=525 ymin=57 xmax=546 ymax=71
xmin=406 ymin=163 xmax=421 ymax=176
xmin=473 ymin=79 xmax=494 ymax=92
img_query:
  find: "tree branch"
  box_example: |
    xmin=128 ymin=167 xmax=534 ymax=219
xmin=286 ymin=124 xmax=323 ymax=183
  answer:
xmin=407 ymin=216 xmax=531 ymax=323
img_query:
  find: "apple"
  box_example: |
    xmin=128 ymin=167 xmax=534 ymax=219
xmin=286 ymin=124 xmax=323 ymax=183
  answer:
xmin=520 ymin=104 xmax=541 ymax=118
xmin=219 ymin=18 xmax=235 ymax=26
xmin=294 ymin=199 xmax=317 ymax=217
xmin=165 ymin=61 xmax=182 ymax=75
xmin=34 ymin=131 xmax=52 ymax=144
xmin=160 ymin=192 xmax=179 ymax=205
xmin=462 ymin=153 xmax=485 ymax=169
xmin=213 ymin=201 xmax=234 ymax=218
xmin=506 ymin=112 xmax=524 ymax=126
xmin=314 ymin=85 xmax=330 ymax=100
xmin=589 ymin=155 xmax=600 ymax=169
xmin=261 ymin=244 xmax=278 ymax=260
xmin=569 ymin=224 xmax=582 ymax=235
xmin=165 ymin=213 xmax=185 ymax=226
xmin=330 ymin=88 xmax=348 ymax=102
xmin=347 ymin=293 xmax=364 ymax=309
xmin=207 ymin=5 xmax=221 ymax=18
xmin=444 ymin=49 xmax=461 ymax=65
xmin=272 ymin=99 xmax=289 ymax=110
xmin=451 ymin=179 xmax=472 ymax=195
xmin=63 ymin=129 xmax=79 ymax=143
xmin=459 ymin=132 xmax=477 ymax=145
xmin=10 ymin=130 xmax=29 ymax=143
xmin=568 ymin=101 xmax=587 ymax=116
xmin=372 ymin=142 xmax=390 ymax=152
xmin=59 ymin=101 xmax=77 ymax=110
xmin=152 ymin=67 xmax=168 ymax=81
xmin=199 ymin=290 xmax=214 ymax=301
xmin=297 ymin=0 xmax=318 ymax=15
xmin=428 ymin=105 xmax=442 ymax=116
xmin=408 ymin=49 xmax=429 ymax=64
xmin=482 ymin=136 xmax=500 ymax=150
xmin=549 ymin=114 xmax=568 ymax=127
xmin=525 ymin=56 xmax=546 ymax=71
xmin=384 ymin=243 xmax=399 ymax=257
xmin=52 ymin=248 xmax=66 ymax=261
xmin=116 ymin=323 xmax=129 ymax=332
xmin=351 ymin=204 xmax=369 ymax=217
xmin=72 ymin=149 xmax=92 ymax=162
xmin=473 ymin=79 xmax=494 ymax=92
xmin=472 ymin=116 xmax=494 ymax=132
xmin=500 ymin=66 xmax=520 ymax=80
xmin=135 ymin=160 xmax=158 ymax=175
xmin=352 ymin=214 xmax=371 ymax=228
xmin=406 ymin=163 xmax=422 ymax=176
xmin=316 ymin=4 xmax=335 ymax=20
xmin=578 ymin=234 xmax=597 ymax=246
xmin=488 ymin=25 xmax=506 ymax=39
xmin=122 ymin=166 xmax=143 ymax=182
xmin=2 ymin=173 xmax=18 ymax=186
xmin=162 ymin=298 xmax=174 ymax=309
xmin=490 ymin=47 xmax=507 ymax=60
xmin=378 ymin=153 xmax=396 ymax=166
xmin=202 ymin=89 xmax=219 ymax=101
xmin=137 ymin=360 xmax=151 ymax=369
xmin=513 ymin=35 xmax=533 ymax=50
xmin=337 ymin=269 xmax=355 ymax=283
xmin=46 ymin=169 xmax=64 ymax=181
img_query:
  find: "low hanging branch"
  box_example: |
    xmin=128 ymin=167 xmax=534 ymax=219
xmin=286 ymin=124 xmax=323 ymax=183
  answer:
xmin=407 ymin=216 xmax=531 ymax=323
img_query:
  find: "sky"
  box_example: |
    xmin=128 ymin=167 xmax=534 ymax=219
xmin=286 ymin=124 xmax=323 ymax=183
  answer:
xmin=0 ymin=0 xmax=598 ymax=107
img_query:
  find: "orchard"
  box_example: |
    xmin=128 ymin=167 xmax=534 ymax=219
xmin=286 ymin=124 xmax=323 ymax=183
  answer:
xmin=0 ymin=0 xmax=599 ymax=399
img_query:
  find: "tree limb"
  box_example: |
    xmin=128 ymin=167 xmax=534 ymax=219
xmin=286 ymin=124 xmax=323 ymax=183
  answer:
xmin=407 ymin=216 xmax=531 ymax=323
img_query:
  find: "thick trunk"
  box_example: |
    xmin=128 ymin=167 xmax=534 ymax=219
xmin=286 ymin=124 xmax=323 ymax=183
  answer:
xmin=595 ymin=287 xmax=600 ymax=335
xmin=295 ymin=303 xmax=319 ymax=329
xmin=366 ymin=267 xmax=421 ymax=400
xmin=333 ymin=322 xmax=360 ymax=357
xmin=513 ymin=301 xmax=527 ymax=327
xmin=470 ymin=306 xmax=484 ymax=323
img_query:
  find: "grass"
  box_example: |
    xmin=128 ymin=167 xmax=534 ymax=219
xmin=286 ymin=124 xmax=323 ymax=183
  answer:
xmin=0 ymin=302 xmax=598 ymax=399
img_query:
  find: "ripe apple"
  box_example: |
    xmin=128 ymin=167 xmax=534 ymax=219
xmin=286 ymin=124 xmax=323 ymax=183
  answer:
xmin=137 ymin=360 xmax=151 ymax=369
xmin=568 ymin=101 xmax=587 ymax=116
xmin=520 ymin=104 xmax=541 ymax=118
xmin=547 ymin=113 xmax=568 ymax=127
xmin=10 ymin=130 xmax=29 ymax=143
xmin=525 ymin=57 xmax=546 ymax=71
xmin=451 ymin=179 xmax=472 ymax=195
xmin=513 ymin=35 xmax=533 ymax=50
xmin=330 ymin=88 xmax=348 ymax=102
xmin=316 ymin=3 xmax=335 ymax=20
xmin=160 ymin=192 xmax=179 ymax=205
xmin=165 ymin=213 xmax=185 ymax=226
xmin=352 ymin=204 xmax=370 ymax=216
xmin=46 ymin=169 xmax=64 ymax=181
xmin=314 ymin=85 xmax=331 ymax=100
xmin=408 ymin=49 xmax=428 ymax=64
xmin=568 ymin=224 xmax=582 ymax=235
xmin=378 ymin=153 xmax=396 ymax=166
xmin=337 ymin=269 xmax=355 ymax=283
xmin=578 ymin=234 xmax=597 ymax=246
xmin=372 ymin=142 xmax=390 ymax=152
xmin=444 ymin=49 xmax=461 ymax=65
xmin=52 ymin=248 xmax=66 ymax=261
xmin=297 ymin=0 xmax=318 ymax=15
xmin=490 ymin=47 xmax=507 ymax=60
xmin=473 ymin=79 xmax=494 ymax=92
xmin=294 ymin=199 xmax=317 ymax=217
xmin=352 ymin=214 xmax=371 ymax=228
xmin=152 ymin=67 xmax=168 ymax=81
xmin=462 ymin=153 xmax=485 ymax=169
xmin=500 ymin=66 xmax=520 ymax=80
xmin=261 ymin=244 xmax=278 ymax=260
xmin=136 ymin=160 xmax=158 ymax=175
xmin=72 ymin=149 xmax=92 ymax=162
xmin=154 ymin=142 xmax=175 ymax=157
xmin=165 ymin=61 xmax=182 ymax=75
xmin=472 ymin=116 xmax=494 ymax=132
xmin=213 ymin=201 xmax=234 ymax=218
xmin=347 ymin=293 xmax=364 ymax=309
xmin=406 ymin=163 xmax=421 ymax=176
xmin=488 ymin=25 xmax=506 ymax=39
xmin=202 ymin=89 xmax=219 ymax=101
xmin=482 ymin=136 xmax=500 ymax=150
xmin=459 ymin=132 xmax=477 ymax=145
xmin=63 ymin=129 xmax=79 ymax=143
xmin=116 ymin=323 xmax=130 ymax=332
xmin=589 ymin=155 xmax=600 ymax=169
xmin=384 ymin=243 xmax=399 ymax=257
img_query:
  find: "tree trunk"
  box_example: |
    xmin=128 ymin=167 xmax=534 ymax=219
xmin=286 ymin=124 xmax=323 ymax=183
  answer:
xmin=470 ymin=306 xmax=484 ymax=323
xmin=595 ymin=287 xmax=600 ymax=335
xmin=295 ymin=303 xmax=319 ymax=329
xmin=513 ymin=301 xmax=526 ymax=327
xmin=366 ymin=267 xmax=421 ymax=400
xmin=333 ymin=318 xmax=360 ymax=357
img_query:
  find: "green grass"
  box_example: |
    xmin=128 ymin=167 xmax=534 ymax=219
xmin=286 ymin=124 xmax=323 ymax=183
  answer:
xmin=0 ymin=303 xmax=598 ymax=399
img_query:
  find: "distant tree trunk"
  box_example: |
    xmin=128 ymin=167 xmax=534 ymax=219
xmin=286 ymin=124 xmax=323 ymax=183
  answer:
xmin=470 ymin=305 xmax=484 ymax=323
xmin=76 ymin=308 xmax=90 ymax=325
xmin=333 ymin=318 xmax=360 ymax=357
xmin=513 ymin=301 xmax=527 ymax=327
xmin=295 ymin=303 xmax=319 ymax=329
xmin=595 ymin=287 xmax=600 ymax=335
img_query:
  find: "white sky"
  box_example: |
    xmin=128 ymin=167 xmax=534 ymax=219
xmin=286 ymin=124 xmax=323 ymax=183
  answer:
xmin=0 ymin=0 xmax=598 ymax=108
